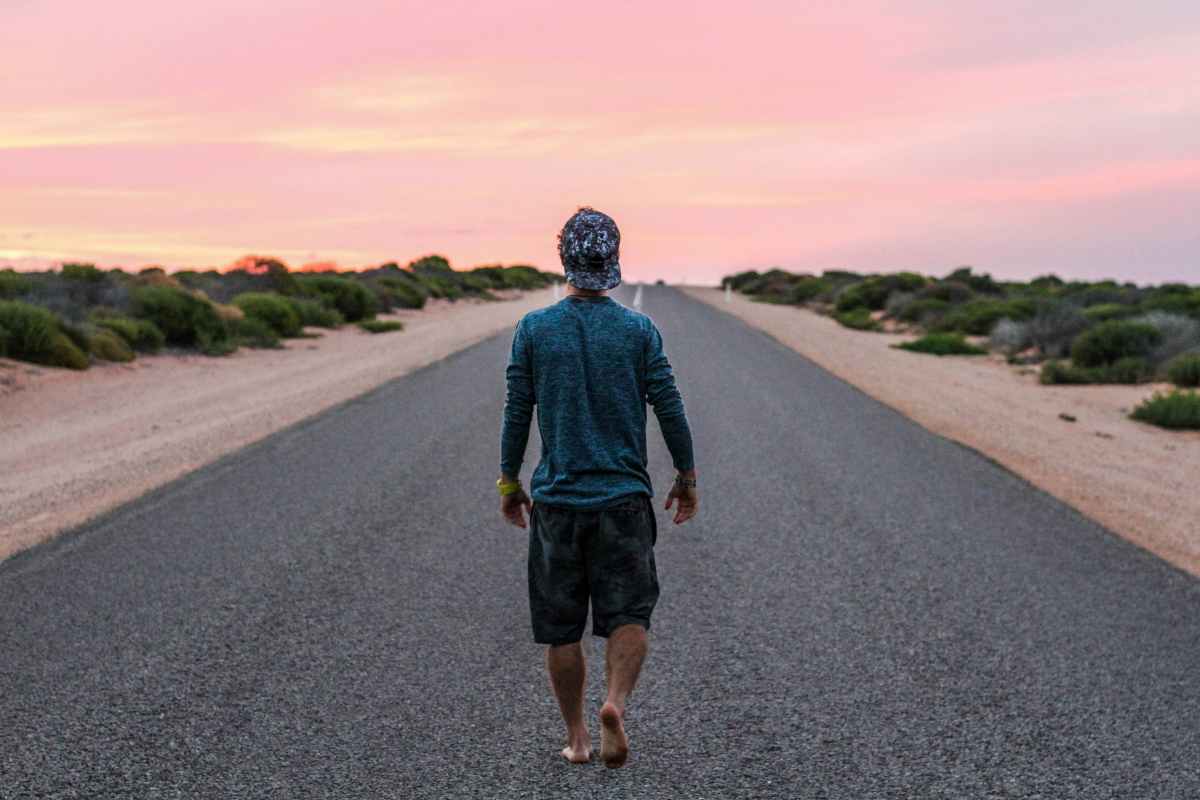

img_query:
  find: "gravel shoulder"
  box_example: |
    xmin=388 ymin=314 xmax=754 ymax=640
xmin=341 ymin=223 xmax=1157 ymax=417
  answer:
xmin=0 ymin=289 xmax=554 ymax=561
xmin=683 ymin=286 xmax=1200 ymax=576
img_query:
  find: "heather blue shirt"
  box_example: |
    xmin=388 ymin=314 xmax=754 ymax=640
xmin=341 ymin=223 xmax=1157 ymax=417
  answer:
xmin=500 ymin=295 xmax=694 ymax=509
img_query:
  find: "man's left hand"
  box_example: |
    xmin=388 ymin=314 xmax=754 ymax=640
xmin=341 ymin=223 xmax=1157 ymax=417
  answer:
xmin=501 ymin=486 xmax=533 ymax=529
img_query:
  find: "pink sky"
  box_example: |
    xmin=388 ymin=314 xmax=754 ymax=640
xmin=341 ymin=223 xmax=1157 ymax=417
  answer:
xmin=2 ymin=1 xmax=1197 ymax=283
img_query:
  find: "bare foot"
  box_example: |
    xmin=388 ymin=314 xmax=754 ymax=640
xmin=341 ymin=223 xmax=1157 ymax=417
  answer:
xmin=599 ymin=702 xmax=629 ymax=768
xmin=561 ymin=743 xmax=592 ymax=764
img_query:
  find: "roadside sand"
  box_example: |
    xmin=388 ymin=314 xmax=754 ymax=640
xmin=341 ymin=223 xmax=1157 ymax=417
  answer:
xmin=684 ymin=287 xmax=1199 ymax=577
xmin=0 ymin=289 xmax=554 ymax=561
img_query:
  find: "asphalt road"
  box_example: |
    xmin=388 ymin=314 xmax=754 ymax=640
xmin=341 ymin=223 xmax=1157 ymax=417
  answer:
xmin=3 ymin=284 xmax=1198 ymax=799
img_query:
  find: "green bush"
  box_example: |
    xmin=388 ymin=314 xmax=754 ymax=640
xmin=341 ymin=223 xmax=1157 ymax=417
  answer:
xmin=835 ymin=273 xmax=927 ymax=312
xmin=1028 ymin=302 xmax=1091 ymax=358
xmin=1040 ymin=360 xmax=1094 ymax=385
xmin=132 ymin=286 xmax=231 ymax=354
xmin=933 ymin=299 xmax=1036 ymax=336
xmin=0 ymin=322 xmax=8 ymax=357
xmin=944 ymin=267 xmax=1003 ymax=295
xmin=1130 ymin=390 xmax=1200 ymax=430
xmin=894 ymin=333 xmax=987 ymax=356
xmin=1070 ymin=320 xmax=1162 ymax=367
xmin=87 ymin=328 xmax=135 ymax=362
xmin=1039 ymin=357 xmax=1150 ymax=385
xmin=1166 ymin=353 xmax=1200 ymax=388
xmin=0 ymin=269 xmax=32 ymax=299
xmin=230 ymin=316 xmax=281 ymax=348
xmin=1083 ymin=303 xmax=1137 ymax=322
xmin=786 ymin=277 xmax=831 ymax=304
xmin=358 ymin=319 xmax=404 ymax=334
xmin=895 ymin=298 xmax=951 ymax=323
xmin=914 ymin=281 xmax=974 ymax=305
xmin=297 ymin=275 xmax=379 ymax=321
xmin=61 ymin=262 xmax=106 ymax=282
xmin=834 ymin=307 xmax=877 ymax=330
xmin=286 ymin=297 xmax=344 ymax=328
xmin=1105 ymin=357 xmax=1152 ymax=384
xmin=388 ymin=281 xmax=427 ymax=309
xmin=94 ymin=315 xmax=165 ymax=353
xmin=233 ymin=292 xmax=302 ymax=337
xmin=0 ymin=301 xmax=88 ymax=369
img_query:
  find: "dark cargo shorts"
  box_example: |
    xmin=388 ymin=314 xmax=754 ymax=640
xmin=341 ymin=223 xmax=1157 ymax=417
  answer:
xmin=528 ymin=493 xmax=660 ymax=646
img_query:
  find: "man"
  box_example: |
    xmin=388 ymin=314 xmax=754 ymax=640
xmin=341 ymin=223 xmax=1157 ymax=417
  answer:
xmin=497 ymin=207 xmax=698 ymax=769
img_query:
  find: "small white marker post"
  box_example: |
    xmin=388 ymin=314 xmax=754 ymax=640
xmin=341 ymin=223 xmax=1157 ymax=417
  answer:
xmin=725 ymin=282 xmax=732 ymax=303
xmin=633 ymin=283 xmax=643 ymax=309
xmin=553 ymin=283 xmax=561 ymax=301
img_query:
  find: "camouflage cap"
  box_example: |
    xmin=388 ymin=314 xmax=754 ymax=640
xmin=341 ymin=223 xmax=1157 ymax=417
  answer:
xmin=557 ymin=207 xmax=621 ymax=291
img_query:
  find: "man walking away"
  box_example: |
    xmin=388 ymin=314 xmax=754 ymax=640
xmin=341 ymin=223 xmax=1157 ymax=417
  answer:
xmin=497 ymin=207 xmax=698 ymax=768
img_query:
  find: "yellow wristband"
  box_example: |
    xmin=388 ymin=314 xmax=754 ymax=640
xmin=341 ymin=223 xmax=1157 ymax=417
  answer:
xmin=497 ymin=478 xmax=522 ymax=496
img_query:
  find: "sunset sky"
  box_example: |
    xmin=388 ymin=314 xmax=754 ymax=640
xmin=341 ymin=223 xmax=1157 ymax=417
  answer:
xmin=2 ymin=1 xmax=1197 ymax=284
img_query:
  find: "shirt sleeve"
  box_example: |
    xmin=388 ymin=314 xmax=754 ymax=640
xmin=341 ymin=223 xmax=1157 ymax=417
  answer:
xmin=499 ymin=317 xmax=535 ymax=477
xmin=643 ymin=320 xmax=695 ymax=471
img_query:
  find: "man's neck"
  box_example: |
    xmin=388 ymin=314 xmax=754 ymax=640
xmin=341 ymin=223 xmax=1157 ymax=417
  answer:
xmin=566 ymin=285 xmax=607 ymax=298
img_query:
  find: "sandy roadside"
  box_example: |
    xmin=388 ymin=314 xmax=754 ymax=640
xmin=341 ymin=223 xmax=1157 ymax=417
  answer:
xmin=684 ymin=286 xmax=1199 ymax=577
xmin=0 ymin=289 xmax=555 ymax=561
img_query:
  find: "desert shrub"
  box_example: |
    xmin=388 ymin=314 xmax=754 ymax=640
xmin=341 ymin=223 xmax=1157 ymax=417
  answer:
xmin=944 ymin=267 xmax=1003 ymax=295
xmin=786 ymin=277 xmax=830 ymax=304
xmin=1070 ymin=320 xmax=1162 ymax=368
xmin=990 ymin=318 xmax=1031 ymax=355
xmin=94 ymin=315 xmax=165 ymax=352
xmin=131 ymin=286 xmax=231 ymax=354
xmin=87 ymin=328 xmax=135 ymax=362
xmin=735 ymin=268 xmax=800 ymax=298
xmin=230 ymin=316 xmax=281 ymax=348
xmin=895 ymin=298 xmax=951 ymax=324
xmin=0 ymin=269 xmax=32 ymax=299
xmin=232 ymin=292 xmax=302 ymax=337
xmin=286 ymin=297 xmax=343 ymax=328
xmin=1083 ymin=303 xmax=1137 ymax=322
xmin=387 ymin=281 xmax=427 ymax=310
xmin=0 ymin=323 xmax=8 ymax=357
xmin=358 ymin=319 xmax=405 ymax=334
xmin=725 ymin=270 xmax=762 ymax=292
xmin=0 ymin=301 xmax=88 ymax=369
xmin=894 ymin=333 xmax=987 ymax=356
xmin=61 ymin=262 xmax=106 ymax=283
xmin=498 ymin=265 xmax=552 ymax=289
xmin=1105 ymin=357 xmax=1153 ymax=384
xmin=835 ymin=273 xmax=927 ymax=312
xmin=1040 ymin=360 xmax=1098 ymax=385
xmin=914 ymin=280 xmax=974 ymax=305
xmin=1166 ymin=354 xmax=1200 ymax=388
xmin=1130 ymin=390 xmax=1200 ymax=430
xmin=1027 ymin=302 xmax=1091 ymax=358
xmin=834 ymin=307 xmax=878 ymax=331
xmin=297 ymin=275 xmax=379 ymax=321
xmin=933 ymin=299 xmax=1037 ymax=336
xmin=1139 ymin=287 xmax=1200 ymax=318
xmin=1039 ymin=357 xmax=1151 ymax=385
xmin=1137 ymin=312 xmax=1200 ymax=368
xmin=1066 ymin=281 xmax=1137 ymax=308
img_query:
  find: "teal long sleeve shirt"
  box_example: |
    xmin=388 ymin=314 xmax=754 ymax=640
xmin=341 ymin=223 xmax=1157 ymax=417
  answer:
xmin=500 ymin=295 xmax=695 ymax=508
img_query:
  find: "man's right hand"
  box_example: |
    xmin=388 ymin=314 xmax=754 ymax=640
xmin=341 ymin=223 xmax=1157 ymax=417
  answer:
xmin=664 ymin=470 xmax=698 ymax=525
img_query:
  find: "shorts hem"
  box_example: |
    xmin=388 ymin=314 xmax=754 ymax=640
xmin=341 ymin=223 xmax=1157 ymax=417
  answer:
xmin=592 ymin=617 xmax=651 ymax=639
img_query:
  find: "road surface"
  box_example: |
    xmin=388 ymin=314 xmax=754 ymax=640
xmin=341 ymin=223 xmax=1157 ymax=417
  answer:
xmin=2 ymin=285 xmax=1198 ymax=798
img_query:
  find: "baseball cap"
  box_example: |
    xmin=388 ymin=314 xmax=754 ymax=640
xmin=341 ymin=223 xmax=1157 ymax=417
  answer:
xmin=557 ymin=207 xmax=622 ymax=291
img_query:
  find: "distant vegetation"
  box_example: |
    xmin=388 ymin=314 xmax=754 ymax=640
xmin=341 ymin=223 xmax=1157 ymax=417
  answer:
xmin=0 ymin=256 xmax=560 ymax=370
xmin=723 ymin=266 xmax=1200 ymax=430
xmin=724 ymin=266 xmax=1200 ymax=383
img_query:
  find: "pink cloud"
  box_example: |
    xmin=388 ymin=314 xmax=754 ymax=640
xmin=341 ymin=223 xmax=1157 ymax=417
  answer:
xmin=1 ymin=1 xmax=1198 ymax=283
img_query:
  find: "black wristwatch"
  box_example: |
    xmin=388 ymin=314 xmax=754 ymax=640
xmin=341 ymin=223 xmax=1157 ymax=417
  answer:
xmin=673 ymin=475 xmax=697 ymax=489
